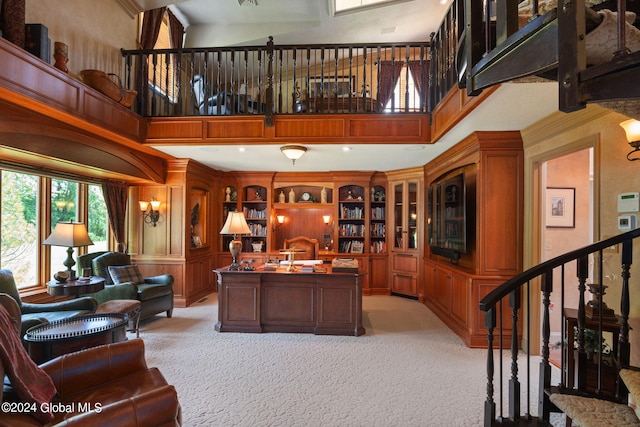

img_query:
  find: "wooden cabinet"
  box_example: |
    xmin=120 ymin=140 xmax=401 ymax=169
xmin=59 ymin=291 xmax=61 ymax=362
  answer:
xmin=423 ymin=131 xmax=524 ymax=347
xmin=131 ymin=159 xmax=220 ymax=308
xmin=387 ymin=167 xmax=423 ymax=298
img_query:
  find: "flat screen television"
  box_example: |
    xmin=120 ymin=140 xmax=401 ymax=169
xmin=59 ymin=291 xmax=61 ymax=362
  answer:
xmin=427 ymin=170 xmax=466 ymax=261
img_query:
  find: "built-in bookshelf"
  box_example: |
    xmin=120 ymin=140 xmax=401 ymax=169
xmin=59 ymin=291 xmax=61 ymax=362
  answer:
xmin=242 ymin=185 xmax=267 ymax=252
xmin=337 ymin=184 xmax=365 ymax=254
xmin=221 ymin=185 xmax=238 ymax=252
xmin=370 ymin=184 xmax=386 ymax=254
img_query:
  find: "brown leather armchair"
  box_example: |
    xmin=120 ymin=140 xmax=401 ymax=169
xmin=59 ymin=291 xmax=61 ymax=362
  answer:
xmin=0 ymin=294 xmax=181 ymax=426
xmin=284 ymin=236 xmax=319 ymax=260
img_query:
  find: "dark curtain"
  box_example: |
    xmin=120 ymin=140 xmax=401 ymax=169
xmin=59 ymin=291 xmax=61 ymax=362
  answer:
xmin=377 ymin=61 xmax=404 ymax=111
xmin=137 ymin=7 xmax=166 ymax=113
xmin=167 ymin=9 xmax=184 ymax=50
xmin=0 ymin=0 xmax=25 ymax=48
xmin=101 ymin=179 xmax=129 ymax=253
xmin=408 ymin=60 xmax=429 ymax=112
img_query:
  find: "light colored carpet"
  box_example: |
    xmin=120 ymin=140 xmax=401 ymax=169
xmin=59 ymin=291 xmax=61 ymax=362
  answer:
xmin=138 ymin=294 xmax=559 ymax=427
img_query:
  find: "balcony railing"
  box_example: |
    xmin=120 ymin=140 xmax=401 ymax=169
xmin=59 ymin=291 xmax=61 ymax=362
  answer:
xmin=121 ymin=38 xmax=430 ymax=121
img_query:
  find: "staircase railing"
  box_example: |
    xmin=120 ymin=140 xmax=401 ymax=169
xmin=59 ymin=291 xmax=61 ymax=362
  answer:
xmin=479 ymin=228 xmax=640 ymax=426
xmin=120 ymin=38 xmax=430 ymax=120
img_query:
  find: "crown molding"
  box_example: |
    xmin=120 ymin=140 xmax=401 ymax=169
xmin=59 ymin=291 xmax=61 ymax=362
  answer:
xmin=116 ymin=0 xmax=144 ymax=18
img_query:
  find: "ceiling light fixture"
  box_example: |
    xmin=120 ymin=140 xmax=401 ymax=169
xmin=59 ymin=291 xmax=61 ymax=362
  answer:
xmin=620 ymin=119 xmax=640 ymax=161
xmin=238 ymin=0 xmax=258 ymax=5
xmin=280 ymin=145 xmax=307 ymax=165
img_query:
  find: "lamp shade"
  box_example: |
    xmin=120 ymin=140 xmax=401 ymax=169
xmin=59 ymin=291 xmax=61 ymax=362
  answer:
xmin=43 ymin=222 xmax=94 ymax=247
xmin=280 ymin=145 xmax=307 ymax=164
xmin=621 ymin=119 xmax=640 ymax=143
xmin=220 ymin=211 xmax=251 ymax=236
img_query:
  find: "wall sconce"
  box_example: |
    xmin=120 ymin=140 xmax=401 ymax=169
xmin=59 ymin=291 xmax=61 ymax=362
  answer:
xmin=139 ymin=198 xmax=161 ymax=226
xmin=620 ymin=119 xmax=640 ymax=161
xmin=273 ymin=214 xmax=285 ymax=231
xmin=280 ymin=145 xmax=307 ymax=165
xmin=322 ymin=215 xmax=332 ymax=225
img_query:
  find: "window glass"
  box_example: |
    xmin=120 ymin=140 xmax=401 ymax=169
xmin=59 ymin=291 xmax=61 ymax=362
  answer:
xmin=88 ymin=184 xmax=109 ymax=252
xmin=1 ymin=171 xmax=38 ymax=287
xmin=49 ymin=179 xmax=79 ymax=277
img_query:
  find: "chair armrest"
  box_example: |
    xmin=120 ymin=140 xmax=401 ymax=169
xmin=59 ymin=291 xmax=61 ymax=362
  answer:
xmin=53 ymin=385 xmax=181 ymax=426
xmin=143 ymin=274 xmax=174 ymax=286
xmin=86 ymin=283 xmax=138 ymax=304
xmin=20 ymin=296 xmax=98 ymax=314
xmin=42 ymin=339 xmax=148 ymax=396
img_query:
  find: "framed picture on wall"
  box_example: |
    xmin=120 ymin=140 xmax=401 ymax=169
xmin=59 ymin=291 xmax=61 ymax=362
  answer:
xmin=546 ymin=187 xmax=575 ymax=228
xmin=309 ymin=75 xmax=354 ymax=97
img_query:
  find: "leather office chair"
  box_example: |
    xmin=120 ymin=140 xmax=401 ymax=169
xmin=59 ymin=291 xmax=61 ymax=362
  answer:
xmin=283 ymin=236 xmax=319 ymax=260
xmin=83 ymin=252 xmax=174 ymax=321
xmin=0 ymin=270 xmax=97 ymax=338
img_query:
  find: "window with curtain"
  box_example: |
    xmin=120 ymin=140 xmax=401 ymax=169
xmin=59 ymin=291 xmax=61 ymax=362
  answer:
xmin=0 ymin=169 xmax=110 ymax=289
xmin=148 ymin=12 xmax=178 ymax=103
xmin=384 ymin=65 xmax=419 ymax=112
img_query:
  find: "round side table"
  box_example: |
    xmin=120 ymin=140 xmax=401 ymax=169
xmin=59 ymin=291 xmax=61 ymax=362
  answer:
xmin=24 ymin=313 xmax=127 ymax=364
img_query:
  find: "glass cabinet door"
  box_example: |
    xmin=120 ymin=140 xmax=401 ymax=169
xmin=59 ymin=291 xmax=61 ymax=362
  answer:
xmin=407 ymin=181 xmax=418 ymax=250
xmin=393 ymin=180 xmax=419 ymax=251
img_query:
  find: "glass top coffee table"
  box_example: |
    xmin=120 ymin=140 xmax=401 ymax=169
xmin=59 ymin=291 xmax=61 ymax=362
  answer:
xmin=25 ymin=313 xmax=127 ymax=364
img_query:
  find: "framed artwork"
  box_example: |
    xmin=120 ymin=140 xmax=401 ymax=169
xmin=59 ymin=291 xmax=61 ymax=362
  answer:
xmin=546 ymin=187 xmax=575 ymax=228
xmin=192 ymin=235 xmax=202 ymax=247
xmin=308 ymin=75 xmax=354 ymax=97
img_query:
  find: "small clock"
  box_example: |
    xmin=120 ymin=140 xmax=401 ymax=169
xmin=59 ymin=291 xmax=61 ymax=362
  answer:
xmin=301 ymin=192 xmax=312 ymax=202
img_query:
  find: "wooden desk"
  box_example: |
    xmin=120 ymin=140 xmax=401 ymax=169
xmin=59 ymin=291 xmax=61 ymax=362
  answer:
xmin=214 ymin=265 xmax=365 ymax=336
xmin=46 ymin=276 xmax=105 ymax=297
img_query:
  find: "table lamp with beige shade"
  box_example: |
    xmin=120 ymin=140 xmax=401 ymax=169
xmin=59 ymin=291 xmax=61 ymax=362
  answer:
xmin=43 ymin=221 xmax=94 ymax=280
xmin=220 ymin=211 xmax=251 ymax=271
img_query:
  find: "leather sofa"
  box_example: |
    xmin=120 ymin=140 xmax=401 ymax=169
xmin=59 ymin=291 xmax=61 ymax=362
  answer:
xmin=0 ymin=294 xmax=182 ymax=426
xmin=0 ymin=269 xmax=97 ymax=337
xmin=77 ymin=251 xmax=174 ymax=321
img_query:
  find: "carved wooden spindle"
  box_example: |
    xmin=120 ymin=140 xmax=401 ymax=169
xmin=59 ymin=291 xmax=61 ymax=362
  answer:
xmin=265 ymin=36 xmax=274 ymax=126
xmin=576 ymin=255 xmax=589 ymax=391
xmin=617 ymin=239 xmax=632 ymax=401
xmin=509 ymin=288 xmax=521 ymax=420
xmin=484 ymin=309 xmax=496 ymax=427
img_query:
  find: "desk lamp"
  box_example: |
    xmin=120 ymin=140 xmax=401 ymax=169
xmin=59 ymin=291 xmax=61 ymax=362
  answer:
xmin=43 ymin=221 xmax=94 ymax=279
xmin=220 ymin=211 xmax=251 ymax=270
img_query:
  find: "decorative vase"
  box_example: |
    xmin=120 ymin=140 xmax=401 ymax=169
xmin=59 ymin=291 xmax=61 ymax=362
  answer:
xmin=289 ymin=188 xmax=295 ymax=203
xmin=279 ymin=191 xmax=285 ymax=203
xmin=53 ymin=42 xmax=69 ymax=73
xmin=225 ymin=187 xmax=231 ymax=202
xmin=321 ymin=187 xmax=327 ymax=203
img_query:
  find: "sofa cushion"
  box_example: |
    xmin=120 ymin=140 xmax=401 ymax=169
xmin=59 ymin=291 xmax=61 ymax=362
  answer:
xmin=108 ymin=264 xmax=144 ymax=285
xmin=550 ymin=393 xmax=640 ymax=427
xmin=137 ymin=283 xmax=173 ymax=301
xmin=621 ymin=369 xmax=640 ymax=419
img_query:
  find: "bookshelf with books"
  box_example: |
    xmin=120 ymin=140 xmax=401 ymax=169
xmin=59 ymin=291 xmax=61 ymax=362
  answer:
xmin=337 ymin=184 xmax=366 ymax=254
xmin=241 ymin=185 xmax=268 ymax=253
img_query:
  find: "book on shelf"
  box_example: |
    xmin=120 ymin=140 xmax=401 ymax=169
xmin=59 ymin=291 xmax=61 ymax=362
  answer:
xmin=301 ymin=264 xmax=314 ymax=272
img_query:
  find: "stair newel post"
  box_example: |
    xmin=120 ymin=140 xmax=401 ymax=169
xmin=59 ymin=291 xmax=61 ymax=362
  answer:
xmin=617 ymin=238 xmax=632 ymax=401
xmin=509 ymin=287 xmax=521 ymax=420
xmin=484 ymin=308 xmax=496 ymax=427
xmin=576 ymin=255 xmax=589 ymax=391
xmin=539 ymin=271 xmax=554 ymax=420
